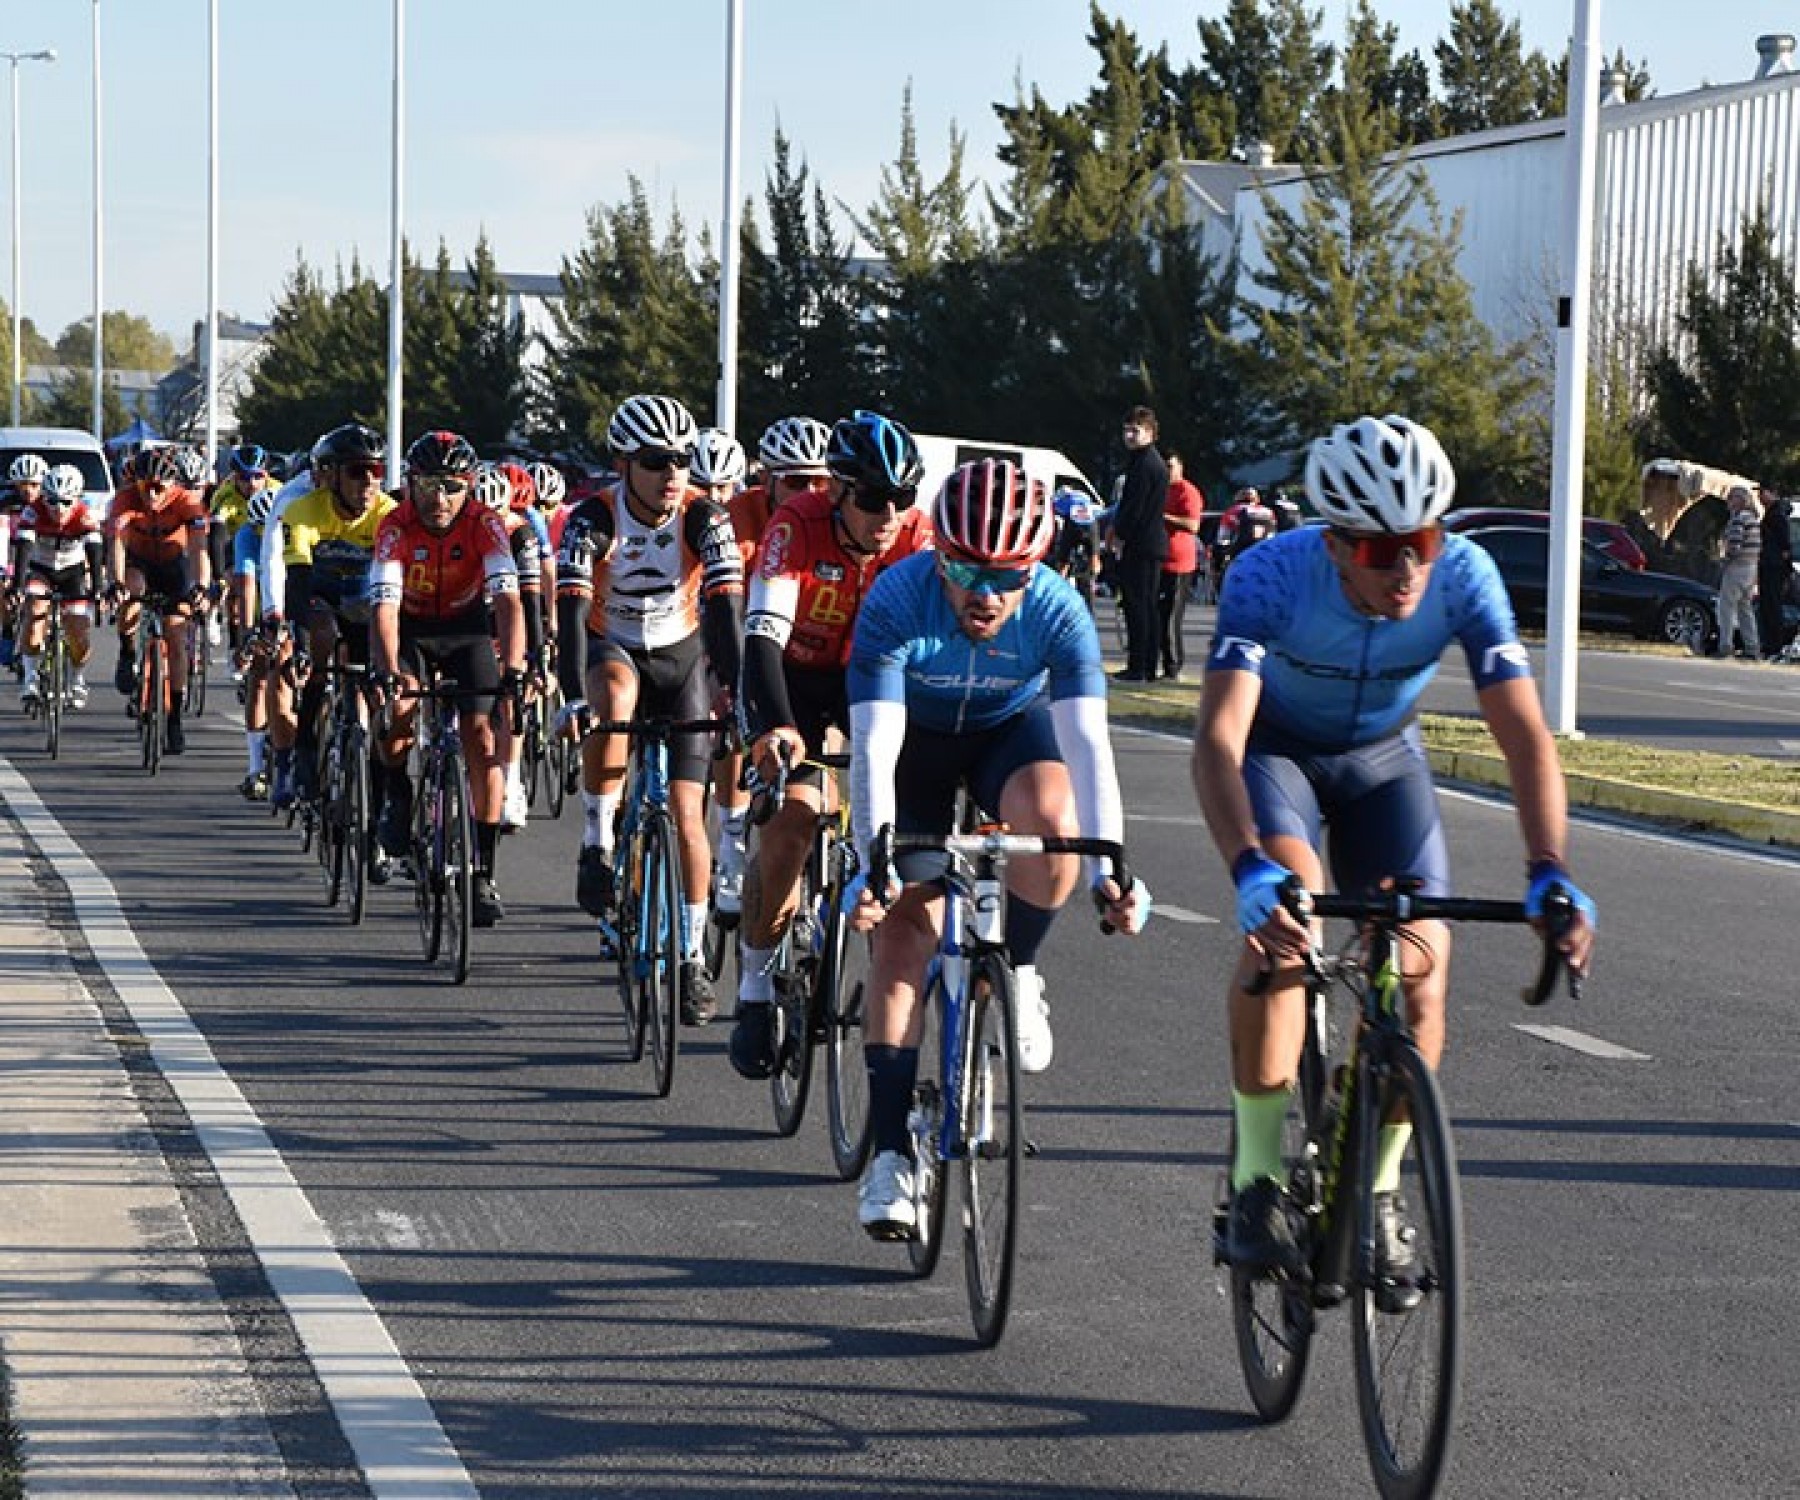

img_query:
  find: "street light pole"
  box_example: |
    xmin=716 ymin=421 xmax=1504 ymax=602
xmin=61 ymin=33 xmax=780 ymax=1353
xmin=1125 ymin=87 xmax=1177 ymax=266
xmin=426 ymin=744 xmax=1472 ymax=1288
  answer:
xmin=5 ymin=47 xmax=57 ymax=427
xmin=90 ymin=3 xmax=104 ymax=441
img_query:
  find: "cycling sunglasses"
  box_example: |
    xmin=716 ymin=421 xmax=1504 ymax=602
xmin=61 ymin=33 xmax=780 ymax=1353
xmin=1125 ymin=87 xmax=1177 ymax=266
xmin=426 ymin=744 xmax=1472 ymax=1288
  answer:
xmin=1333 ymin=525 xmax=1444 ymax=570
xmin=850 ymin=483 xmax=917 ymax=515
xmin=339 ymin=461 xmax=384 ymax=481
xmin=941 ymin=556 xmax=1031 ymax=594
xmin=415 ymin=475 xmax=469 ymax=497
xmin=633 ymin=449 xmax=692 ymax=473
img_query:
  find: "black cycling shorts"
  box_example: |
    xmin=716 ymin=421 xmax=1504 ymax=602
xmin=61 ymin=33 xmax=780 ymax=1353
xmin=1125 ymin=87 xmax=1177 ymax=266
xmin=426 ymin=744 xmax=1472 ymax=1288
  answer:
xmin=588 ymin=630 xmax=715 ymax=784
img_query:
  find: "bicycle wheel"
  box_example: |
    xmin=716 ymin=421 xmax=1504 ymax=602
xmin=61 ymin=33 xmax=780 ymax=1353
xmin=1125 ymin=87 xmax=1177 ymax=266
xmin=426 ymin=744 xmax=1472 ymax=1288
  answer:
xmin=440 ymin=749 xmax=473 ymax=985
xmin=906 ymin=971 xmax=950 ymax=1279
xmin=546 ymin=729 xmax=570 ymax=819
xmin=319 ymin=734 xmax=347 ymax=907
xmin=188 ymin=629 xmax=209 ymax=717
xmin=769 ymin=873 xmax=821 ymax=1138
xmin=520 ymin=699 xmax=544 ymax=808
xmin=140 ymin=637 xmax=165 ymax=775
xmin=1351 ymin=1040 xmax=1463 ymax=1500
xmin=612 ymin=832 xmax=647 ymax=1063
xmin=823 ymin=891 xmax=874 ymax=1181
xmin=42 ymin=629 xmax=62 ymax=759
xmin=413 ymin=762 xmax=443 ymax=963
xmin=640 ymin=813 xmax=683 ymax=1097
xmin=961 ymin=953 xmax=1023 ymax=1346
xmin=343 ymin=724 xmax=370 ymax=925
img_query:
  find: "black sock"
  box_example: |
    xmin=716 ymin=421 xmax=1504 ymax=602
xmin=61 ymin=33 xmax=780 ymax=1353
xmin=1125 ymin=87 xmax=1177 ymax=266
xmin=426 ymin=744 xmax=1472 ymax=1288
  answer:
xmin=1004 ymin=895 xmax=1057 ymax=970
xmin=865 ymin=1044 xmax=920 ymax=1156
xmin=475 ymin=820 xmax=498 ymax=877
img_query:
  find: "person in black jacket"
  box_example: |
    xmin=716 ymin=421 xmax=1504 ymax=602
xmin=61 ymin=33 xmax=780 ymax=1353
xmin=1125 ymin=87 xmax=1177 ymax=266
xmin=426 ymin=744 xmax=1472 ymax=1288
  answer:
xmin=1110 ymin=406 xmax=1169 ymax=681
xmin=1757 ymin=484 xmax=1793 ymax=657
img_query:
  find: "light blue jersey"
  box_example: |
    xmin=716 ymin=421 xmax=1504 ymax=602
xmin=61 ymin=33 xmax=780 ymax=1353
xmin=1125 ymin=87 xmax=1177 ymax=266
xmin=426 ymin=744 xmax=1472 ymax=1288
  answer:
xmin=1207 ymin=526 xmax=1530 ymax=752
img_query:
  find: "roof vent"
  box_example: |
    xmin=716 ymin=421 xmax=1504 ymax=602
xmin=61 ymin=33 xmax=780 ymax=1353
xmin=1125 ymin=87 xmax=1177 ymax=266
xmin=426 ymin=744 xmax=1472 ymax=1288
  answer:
xmin=1756 ymin=34 xmax=1795 ymax=78
xmin=1599 ymin=66 xmax=1629 ymax=106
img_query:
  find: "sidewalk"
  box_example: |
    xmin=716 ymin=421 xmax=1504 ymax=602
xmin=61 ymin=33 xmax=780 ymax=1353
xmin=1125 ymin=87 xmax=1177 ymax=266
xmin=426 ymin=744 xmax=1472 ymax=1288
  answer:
xmin=0 ymin=821 xmax=291 ymax=1497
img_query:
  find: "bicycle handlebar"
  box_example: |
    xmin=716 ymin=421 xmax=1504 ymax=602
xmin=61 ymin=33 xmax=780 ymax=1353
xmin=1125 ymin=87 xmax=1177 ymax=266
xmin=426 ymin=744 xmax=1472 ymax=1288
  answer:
xmin=868 ymin=825 xmax=1135 ymax=932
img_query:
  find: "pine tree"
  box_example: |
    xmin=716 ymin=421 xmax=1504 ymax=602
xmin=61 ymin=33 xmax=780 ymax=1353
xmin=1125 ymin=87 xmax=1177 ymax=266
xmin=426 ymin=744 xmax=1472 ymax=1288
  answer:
xmin=1191 ymin=0 xmax=1335 ymax=161
xmin=237 ymin=258 xmax=385 ymax=451
xmin=448 ymin=235 xmax=528 ymax=450
xmin=1434 ymin=0 xmax=1559 ymax=134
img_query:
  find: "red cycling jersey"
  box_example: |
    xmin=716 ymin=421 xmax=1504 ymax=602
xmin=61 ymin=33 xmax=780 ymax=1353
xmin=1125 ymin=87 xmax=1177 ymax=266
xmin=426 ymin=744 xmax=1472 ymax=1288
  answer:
xmin=16 ymin=495 xmax=102 ymax=571
xmin=108 ymin=482 xmax=209 ymax=567
xmin=369 ymin=497 xmax=519 ymax=622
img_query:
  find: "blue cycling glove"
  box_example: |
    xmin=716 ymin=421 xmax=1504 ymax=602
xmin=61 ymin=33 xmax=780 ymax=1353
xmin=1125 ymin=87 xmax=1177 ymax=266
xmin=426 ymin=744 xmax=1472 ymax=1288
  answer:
xmin=1232 ymin=850 xmax=1294 ymax=935
xmin=1525 ymin=863 xmax=1597 ymax=928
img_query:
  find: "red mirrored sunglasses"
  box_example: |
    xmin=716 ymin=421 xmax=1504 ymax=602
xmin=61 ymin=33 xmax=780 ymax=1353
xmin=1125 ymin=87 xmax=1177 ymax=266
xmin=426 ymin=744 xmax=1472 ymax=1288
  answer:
xmin=1333 ymin=525 xmax=1444 ymax=570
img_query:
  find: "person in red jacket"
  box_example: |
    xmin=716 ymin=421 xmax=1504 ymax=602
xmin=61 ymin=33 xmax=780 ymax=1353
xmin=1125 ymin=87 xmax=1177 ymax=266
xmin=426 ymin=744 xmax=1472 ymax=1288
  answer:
xmin=1159 ymin=451 xmax=1206 ymax=681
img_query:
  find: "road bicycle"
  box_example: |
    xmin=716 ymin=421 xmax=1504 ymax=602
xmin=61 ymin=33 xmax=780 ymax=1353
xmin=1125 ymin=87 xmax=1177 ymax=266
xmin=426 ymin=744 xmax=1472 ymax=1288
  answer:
xmin=742 ymin=749 xmax=873 ymax=1172
xmin=131 ymin=595 xmax=179 ymax=776
xmin=394 ymin=670 xmax=476 ymax=985
xmin=186 ymin=596 xmax=213 ymax=718
xmin=315 ymin=656 xmax=374 ymax=925
xmin=868 ymin=823 xmax=1133 ymax=1347
xmin=522 ymin=644 xmax=568 ymax=818
xmin=590 ymin=714 xmax=728 ymax=1099
xmin=1214 ymin=880 xmax=1581 ymax=1499
xmin=24 ymin=591 xmax=77 ymax=759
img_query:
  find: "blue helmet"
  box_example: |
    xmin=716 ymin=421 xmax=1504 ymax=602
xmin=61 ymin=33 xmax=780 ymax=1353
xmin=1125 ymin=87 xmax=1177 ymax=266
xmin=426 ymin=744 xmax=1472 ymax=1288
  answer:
xmin=230 ymin=443 xmax=270 ymax=479
xmin=827 ymin=410 xmax=924 ymax=493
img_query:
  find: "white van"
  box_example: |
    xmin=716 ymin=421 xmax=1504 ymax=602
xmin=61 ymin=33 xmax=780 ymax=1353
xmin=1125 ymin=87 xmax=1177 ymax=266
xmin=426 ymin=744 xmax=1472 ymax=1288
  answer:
xmin=0 ymin=425 xmax=116 ymax=512
xmin=912 ymin=434 xmax=1103 ymax=509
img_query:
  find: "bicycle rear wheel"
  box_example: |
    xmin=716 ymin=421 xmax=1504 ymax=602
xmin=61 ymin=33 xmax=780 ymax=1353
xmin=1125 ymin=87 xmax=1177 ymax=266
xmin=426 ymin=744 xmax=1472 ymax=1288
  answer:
xmin=641 ymin=813 xmax=683 ymax=1097
xmin=441 ymin=750 xmax=473 ymax=985
xmin=961 ymin=953 xmax=1023 ymax=1346
xmin=343 ymin=725 xmax=370 ymax=925
xmin=823 ymin=892 xmax=873 ymax=1181
xmin=188 ymin=629 xmax=209 ymax=717
xmin=906 ymin=972 xmax=950 ymax=1279
xmin=769 ymin=872 xmax=820 ymax=1138
xmin=1352 ymin=1040 xmax=1463 ymax=1500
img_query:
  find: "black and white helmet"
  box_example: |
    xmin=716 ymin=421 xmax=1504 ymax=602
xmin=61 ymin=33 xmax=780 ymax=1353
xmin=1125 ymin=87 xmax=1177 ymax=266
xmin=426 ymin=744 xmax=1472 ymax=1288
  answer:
xmin=1303 ymin=415 xmax=1456 ymax=533
xmin=173 ymin=446 xmax=209 ymax=488
xmin=691 ymin=428 xmax=747 ymax=489
xmin=247 ymin=487 xmax=276 ymax=527
xmin=44 ymin=464 xmax=84 ymax=505
xmin=757 ymin=415 xmax=831 ymax=475
xmin=525 ymin=461 xmax=566 ymax=510
xmin=8 ymin=453 xmax=48 ymax=485
xmin=607 ymin=394 xmax=697 ymax=458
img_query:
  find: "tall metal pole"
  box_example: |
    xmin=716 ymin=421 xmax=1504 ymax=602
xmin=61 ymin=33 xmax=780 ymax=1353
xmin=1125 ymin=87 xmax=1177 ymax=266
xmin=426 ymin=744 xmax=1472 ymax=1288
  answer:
xmin=715 ymin=0 xmax=744 ymax=433
xmin=203 ymin=0 xmax=219 ymax=462
xmin=1545 ymin=0 xmax=1602 ymax=736
xmin=6 ymin=50 xmax=58 ymax=426
xmin=385 ymin=0 xmax=405 ymax=469
xmin=91 ymin=3 xmax=104 ymax=440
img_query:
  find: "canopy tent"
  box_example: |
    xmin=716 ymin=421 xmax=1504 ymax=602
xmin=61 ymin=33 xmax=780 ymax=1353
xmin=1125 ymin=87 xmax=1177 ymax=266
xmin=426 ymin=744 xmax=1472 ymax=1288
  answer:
xmin=105 ymin=417 xmax=162 ymax=452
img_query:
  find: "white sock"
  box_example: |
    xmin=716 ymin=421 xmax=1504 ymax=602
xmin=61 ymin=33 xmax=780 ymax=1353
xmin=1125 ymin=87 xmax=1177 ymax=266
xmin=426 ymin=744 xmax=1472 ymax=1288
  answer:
xmin=738 ymin=945 xmax=776 ymax=1004
xmin=583 ymin=791 xmax=620 ymax=853
xmin=715 ymin=803 xmax=748 ymax=875
xmin=682 ymin=901 xmax=708 ymax=960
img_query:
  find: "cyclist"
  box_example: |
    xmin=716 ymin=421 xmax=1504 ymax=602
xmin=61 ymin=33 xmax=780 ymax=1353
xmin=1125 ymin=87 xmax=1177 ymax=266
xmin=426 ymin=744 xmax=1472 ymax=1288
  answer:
xmin=476 ymin=461 xmax=548 ymax=832
xmin=844 ymin=457 xmax=1149 ymax=1238
xmin=13 ymin=464 xmax=103 ymax=708
xmin=231 ymin=485 xmax=279 ymax=798
xmin=106 ymin=445 xmax=212 ymax=754
xmin=526 ymin=460 xmax=567 ymax=520
xmin=260 ymin=422 xmax=396 ymax=811
xmin=3 ymin=455 xmax=50 ymax=671
xmin=554 ymin=394 xmax=745 ymax=1024
xmin=210 ymin=444 xmax=275 ymax=647
xmin=726 ymin=410 xmax=935 ymax=1080
xmin=369 ymin=431 xmax=527 ymax=928
xmin=1049 ymin=484 xmax=1100 ymax=607
xmin=1190 ymin=413 xmax=1597 ymax=1274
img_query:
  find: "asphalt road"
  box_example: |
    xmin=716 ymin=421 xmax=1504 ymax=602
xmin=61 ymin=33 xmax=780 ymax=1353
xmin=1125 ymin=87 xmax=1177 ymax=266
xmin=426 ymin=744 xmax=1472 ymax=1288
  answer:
xmin=5 ymin=639 xmax=1799 ymax=1498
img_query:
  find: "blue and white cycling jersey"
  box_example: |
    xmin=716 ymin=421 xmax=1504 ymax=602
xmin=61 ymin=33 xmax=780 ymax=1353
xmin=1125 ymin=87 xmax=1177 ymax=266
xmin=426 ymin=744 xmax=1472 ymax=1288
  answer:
xmin=848 ymin=550 xmax=1106 ymax=732
xmin=231 ymin=520 xmax=265 ymax=578
xmin=1207 ymin=527 xmax=1531 ymax=753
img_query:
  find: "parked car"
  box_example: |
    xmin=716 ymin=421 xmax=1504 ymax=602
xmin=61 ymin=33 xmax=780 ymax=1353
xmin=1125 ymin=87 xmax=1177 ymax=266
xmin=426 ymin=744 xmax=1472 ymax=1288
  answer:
xmin=0 ymin=425 xmax=115 ymax=513
xmin=1460 ymin=526 xmax=1718 ymax=649
xmin=1444 ymin=506 xmax=1647 ymax=570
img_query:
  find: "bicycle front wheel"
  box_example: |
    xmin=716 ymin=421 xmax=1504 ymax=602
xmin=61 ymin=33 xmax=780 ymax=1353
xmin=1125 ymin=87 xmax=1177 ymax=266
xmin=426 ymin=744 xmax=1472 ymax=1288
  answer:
xmin=343 ymin=726 xmax=371 ymax=925
xmin=42 ymin=631 xmax=62 ymax=759
xmin=319 ymin=735 xmax=347 ymax=907
xmin=769 ymin=871 xmax=821 ymax=1138
xmin=906 ymin=971 xmax=950 ymax=1279
xmin=140 ymin=640 xmax=165 ymax=775
xmin=413 ymin=769 xmax=442 ymax=963
xmin=641 ymin=813 xmax=683 ymax=1097
xmin=822 ymin=894 xmax=873 ymax=1181
xmin=961 ymin=953 xmax=1023 ymax=1346
xmin=1351 ymin=1040 xmax=1463 ymax=1500
xmin=188 ymin=631 xmax=209 ymax=717
xmin=613 ymin=835 xmax=646 ymax=1063
xmin=441 ymin=751 xmax=474 ymax=986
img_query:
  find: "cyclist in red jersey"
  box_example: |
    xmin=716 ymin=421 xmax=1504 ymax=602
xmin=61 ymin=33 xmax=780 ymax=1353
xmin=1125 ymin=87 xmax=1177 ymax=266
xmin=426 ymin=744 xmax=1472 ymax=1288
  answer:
xmin=13 ymin=464 xmax=103 ymax=708
xmin=369 ymin=432 xmax=526 ymax=927
xmin=727 ymin=410 xmax=935 ymax=1078
xmin=106 ymin=446 xmax=213 ymax=754
xmin=475 ymin=461 xmax=548 ymax=831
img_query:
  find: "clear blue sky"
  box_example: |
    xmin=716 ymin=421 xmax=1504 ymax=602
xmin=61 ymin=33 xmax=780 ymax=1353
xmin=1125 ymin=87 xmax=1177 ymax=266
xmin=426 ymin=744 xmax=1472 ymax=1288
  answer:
xmin=3 ymin=1 xmax=1791 ymax=348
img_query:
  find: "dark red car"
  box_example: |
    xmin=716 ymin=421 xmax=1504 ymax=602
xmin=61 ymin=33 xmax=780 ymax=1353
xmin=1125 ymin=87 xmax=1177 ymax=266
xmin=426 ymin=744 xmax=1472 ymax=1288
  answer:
xmin=1443 ymin=507 xmax=1647 ymax=570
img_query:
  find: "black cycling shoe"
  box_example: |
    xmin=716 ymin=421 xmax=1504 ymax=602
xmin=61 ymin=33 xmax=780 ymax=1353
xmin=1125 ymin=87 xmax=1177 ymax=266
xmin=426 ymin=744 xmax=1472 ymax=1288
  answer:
xmin=1225 ymin=1177 xmax=1303 ymax=1273
xmin=471 ymin=875 xmax=505 ymax=928
xmin=728 ymin=1002 xmax=777 ymax=1079
xmin=164 ymin=718 xmax=187 ymax=756
xmin=375 ymin=789 xmax=412 ymax=860
xmin=679 ymin=961 xmax=716 ymax=1026
xmin=576 ymin=846 xmax=614 ymax=917
xmin=366 ymin=833 xmax=391 ymax=886
xmin=1371 ymin=1191 xmax=1423 ymax=1313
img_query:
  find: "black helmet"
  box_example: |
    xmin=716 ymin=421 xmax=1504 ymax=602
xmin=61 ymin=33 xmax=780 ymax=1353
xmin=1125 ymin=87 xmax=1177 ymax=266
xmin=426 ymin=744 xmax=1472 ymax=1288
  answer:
xmin=828 ymin=410 xmax=924 ymax=492
xmin=405 ymin=429 xmax=479 ymax=478
xmin=314 ymin=422 xmax=386 ymax=468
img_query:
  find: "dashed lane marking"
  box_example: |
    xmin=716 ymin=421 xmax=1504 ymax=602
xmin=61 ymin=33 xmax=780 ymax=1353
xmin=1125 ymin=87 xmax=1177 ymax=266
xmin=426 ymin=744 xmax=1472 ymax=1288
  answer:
xmin=1514 ymin=1022 xmax=1652 ymax=1061
xmin=1155 ymin=904 xmax=1218 ymax=925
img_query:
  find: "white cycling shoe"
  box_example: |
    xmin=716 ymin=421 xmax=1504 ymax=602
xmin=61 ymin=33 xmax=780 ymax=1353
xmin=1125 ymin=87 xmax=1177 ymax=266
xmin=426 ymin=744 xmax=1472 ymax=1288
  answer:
xmin=858 ymin=1150 xmax=918 ymax=1241
xmin=1013 ymin=963 xmax=1054 ymax=1074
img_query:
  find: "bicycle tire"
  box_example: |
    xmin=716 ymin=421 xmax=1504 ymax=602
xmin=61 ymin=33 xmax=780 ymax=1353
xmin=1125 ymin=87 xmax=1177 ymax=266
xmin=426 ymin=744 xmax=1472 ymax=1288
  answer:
xmin=642 ymin=813 xmax=683 ymax=1097
xmin=906 ymin=970 xmax=950 ymax=1279
xmin=822 ymin=887 xmax=874 ymax=1181
xmin=42 ymin=626 xmax=62 ymax=759
xmin=612 ymin=832 xmax=647 ymax=1063
xmin=961 ymin=952 xmax=1023 ymax=1346
xmin=344 ymin=724 xmax=370 ymax=925
xmin=189 ymin=629 xmax=209 ymax=718
xmin=441 ymin=749 xmax=473 ymax=986
xmin=546 ymin=729 xmax=569 ymax=819
xmin=319 ymin=732 xmax=346 ymax=907
xmin=1351 ymin=1040 xmax=1463 ymax=1500
xmin=413 ymin=760 xmax=442 ymax=963
xmin=769 ymin=865 xmax=821 ymax=1138
xmin=141 ymin=635 xmax=165 ymax=775
xmin=521 ymin=699 xmax=544 ymax=809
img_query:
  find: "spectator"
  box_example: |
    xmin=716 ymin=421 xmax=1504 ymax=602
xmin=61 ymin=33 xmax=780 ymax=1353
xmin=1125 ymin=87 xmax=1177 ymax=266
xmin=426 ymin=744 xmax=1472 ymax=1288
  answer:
xmin=1218 ymin=487 xmax=1278 ymax=580
xmin=1717 ymin=484 xmax=1762 ymax=659
xmin=1110 ymin=406 xmax=1170 ymax=682
xmin=1757 ymin=484 xmax=1792 ymax=658
xmin=1159 ymin=452 xmax=1205 ymax=681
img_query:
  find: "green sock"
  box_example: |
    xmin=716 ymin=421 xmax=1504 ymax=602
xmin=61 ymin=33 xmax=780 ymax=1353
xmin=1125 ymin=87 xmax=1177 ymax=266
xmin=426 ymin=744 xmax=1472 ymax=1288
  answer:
xmin=1373 ymin=1122 xmax=1413 ymax=1195
xmin=1231 ymin=1087 xmax=1293 ymax=1191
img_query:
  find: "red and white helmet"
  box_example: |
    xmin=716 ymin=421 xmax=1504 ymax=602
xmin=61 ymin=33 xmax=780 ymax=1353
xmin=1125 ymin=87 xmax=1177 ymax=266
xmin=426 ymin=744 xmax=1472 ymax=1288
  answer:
xmin=932 ymin=459 xmax=1053 ymax=567
xmin=472 ymin=463 xmax=512 ymax=512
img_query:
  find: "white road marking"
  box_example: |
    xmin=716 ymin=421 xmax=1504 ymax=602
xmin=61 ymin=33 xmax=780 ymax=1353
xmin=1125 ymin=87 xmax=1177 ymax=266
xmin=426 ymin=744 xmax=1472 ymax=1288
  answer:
xmin=1154 ymin=903 xmax=1219 ymax=925
xmin=1514 ymin=1022 xmax=1652 ymax=1061
xmin=0 ymin=762 xmax=478 ymax=1499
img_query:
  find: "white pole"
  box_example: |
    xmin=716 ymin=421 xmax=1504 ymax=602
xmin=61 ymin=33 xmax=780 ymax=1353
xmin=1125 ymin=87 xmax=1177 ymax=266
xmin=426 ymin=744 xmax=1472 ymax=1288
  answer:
xmin=5 ymin=49 xmax=55 ymax=428
xmin=386 ymin=0 xmax=405 ymax=470
xmin=715 ymin=0 xmax=744 ymax=432
xmin=91 ymin=3 xmax=104 ymax=441
xmin=1545 ymin=0 xmax=1602 ymax=737
xmin=203 ymin=0 xmax=219 ymax=462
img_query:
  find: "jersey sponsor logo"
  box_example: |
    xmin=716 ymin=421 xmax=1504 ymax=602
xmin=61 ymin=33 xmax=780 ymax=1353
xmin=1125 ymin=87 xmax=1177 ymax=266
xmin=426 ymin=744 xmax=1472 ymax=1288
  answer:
xmin=760 ymin=522 xmax=792 ymax=577
xmin=1213 ymin=635 xmax=1267 ymax=667
xmin=412 ymin=546 xmax=429 ymax=561
xmin=812 ymin=561 xmax=845 ymax=583
xmin=744 ymin=613 xmax=788 ymax=642
xmin=914 ymin=670 xmax=1029 ymax=692
xmin=805 ymin=583 xmax=852 ymax=628
xmin=406 ymin=562 xmax=437 ymax=595
xmin=1481 ymin=641 xmax=1532 ymax=676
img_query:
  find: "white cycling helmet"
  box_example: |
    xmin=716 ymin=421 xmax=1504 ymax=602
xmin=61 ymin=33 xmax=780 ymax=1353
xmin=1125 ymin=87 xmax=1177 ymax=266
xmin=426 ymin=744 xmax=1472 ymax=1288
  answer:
xmin=173 ymin=446 xmax=209 ymax=487
xmin=526 ymin=460 xmax=566 ymax=510
xmin=607 ymin=393 xmax=698 ymax=458
xmin=45 ymin=464 xmax=84 ymax=505
xmin=1303 ymin=414 xmax=1456 ymax=533
xmin=691 ymin=428 xmax=747 ymax=489
xmin=8 ymin=453 xmax=48 ymax=485
xmin=472 ymin=463 xmax=513 ymax=512
xmin=757 ymin=415 xmax=831 ymax=475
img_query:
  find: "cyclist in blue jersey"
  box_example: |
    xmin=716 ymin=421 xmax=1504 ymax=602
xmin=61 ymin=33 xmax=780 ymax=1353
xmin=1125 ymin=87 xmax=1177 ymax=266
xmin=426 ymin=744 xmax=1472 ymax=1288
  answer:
xmin=1190 ymin=414 xmax=1597 ymax=1273
xmin=845 ymin=457 xmax=1150 ymax=1240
